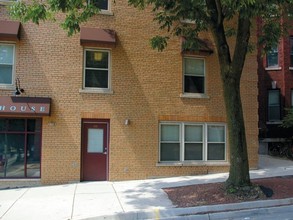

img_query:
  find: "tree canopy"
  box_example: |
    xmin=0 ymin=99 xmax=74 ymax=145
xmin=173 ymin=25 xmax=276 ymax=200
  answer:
xmin=126 ymin=0 xmax=293 ymax=52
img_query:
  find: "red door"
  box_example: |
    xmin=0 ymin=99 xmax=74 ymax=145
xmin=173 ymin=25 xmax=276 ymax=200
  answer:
xmin=81 ymin=120 xmax=109 ymax=181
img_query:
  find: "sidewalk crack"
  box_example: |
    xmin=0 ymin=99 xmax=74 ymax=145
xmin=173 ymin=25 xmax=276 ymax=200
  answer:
xmin=70 ymin=184 xmax=78 ymax=220
xmin=0 ymin=188 xmax=29 ymax=219
xmin=112 ymin=184 xmax=125 ymax=213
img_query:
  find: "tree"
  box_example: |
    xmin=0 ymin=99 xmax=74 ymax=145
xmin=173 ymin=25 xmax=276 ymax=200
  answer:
xmin=8 ymin=0 xmax=293 ymax=188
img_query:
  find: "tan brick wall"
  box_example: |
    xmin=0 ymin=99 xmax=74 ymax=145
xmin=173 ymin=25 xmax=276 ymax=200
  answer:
xmin=0 ymin=1 xmax=258 ymax=184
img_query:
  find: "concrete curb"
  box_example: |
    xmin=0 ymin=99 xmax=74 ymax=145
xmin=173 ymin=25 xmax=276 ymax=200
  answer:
xmin=84 ymin=198 xmax=293 ymax=220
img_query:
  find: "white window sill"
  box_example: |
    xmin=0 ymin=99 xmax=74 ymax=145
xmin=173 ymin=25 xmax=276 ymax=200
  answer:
xmin=180 ymin=19 xmax=195 ymax=24
xmin=180 ymin=93 xmax=209 ymax=99
xmin=289 ymin=67 xmax=293 ymax=70
xmin=266 ymin=121 xmax=282 ymax=125
xmin=99 ymin=10 xmax=114 ymax=16
xmin=79 ymin=89 xmax=113 ymax=94
xmin=156 ymin=161 xmax=229 ymax=167
xmin=265 ymin=67 xmax=282 ymax=71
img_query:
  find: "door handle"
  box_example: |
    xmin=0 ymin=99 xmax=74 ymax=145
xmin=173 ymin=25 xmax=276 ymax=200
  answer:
xmin=103 ymin=147 xmax=107 ymax=154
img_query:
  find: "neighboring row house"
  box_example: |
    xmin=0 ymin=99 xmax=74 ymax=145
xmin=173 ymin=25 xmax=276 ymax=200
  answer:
xmin=258 ymin=16 xmax=293 ymax=153
xmin=0 ymin=0 xmax=258 ymax=186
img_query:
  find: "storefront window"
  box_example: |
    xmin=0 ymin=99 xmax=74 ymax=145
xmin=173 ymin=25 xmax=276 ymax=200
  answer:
xmin=0 ymin=118 xmax=42 ymax=178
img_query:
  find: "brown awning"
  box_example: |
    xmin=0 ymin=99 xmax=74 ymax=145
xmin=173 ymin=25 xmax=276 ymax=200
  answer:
xmin=181 ymin=38 xmax=213 ymax=56
xmin=0 ymin=96 xmax=51 ymax=116
xmin=80 ymin=27 xmax=116 ymax=48
xmin=0 ymin=20 xmax=21 ymax=41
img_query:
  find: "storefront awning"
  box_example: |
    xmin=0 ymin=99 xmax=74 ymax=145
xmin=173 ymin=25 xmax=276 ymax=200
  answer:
xmin=0 ymin=20 xmax=21 ymax=41
xmin=80 ymin=27 xmax=116 ymax=47
xmin=0 ymin=97 xmax=51 ymax=116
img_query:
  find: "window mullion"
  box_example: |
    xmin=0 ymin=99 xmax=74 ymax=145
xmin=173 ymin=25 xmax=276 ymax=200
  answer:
xmin=181 ymin=123 xmax=184 ymax=162
xmin=204 ymin=124 xmax=207 ymax=161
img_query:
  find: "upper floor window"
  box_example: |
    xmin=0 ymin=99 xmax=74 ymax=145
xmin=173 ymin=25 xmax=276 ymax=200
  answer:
xmin=267 ymin=46 xmax=279 ymax=68
xmin=183 ymin=57 xmax=205 ymax=94
xmin=0 ymin=44 xmax=15 ymax=86
xmin=83 ymin=49 xmax=111 ymax=91
xmin=290 ymin=37 xmax=293 ymax=67
xmin=159 ymin=122 xmax=226 ymax=163
xmin=90 ymin=0 xmax=109 ymax=11
xmin=268 ymin=89 xmax=281 ymax=121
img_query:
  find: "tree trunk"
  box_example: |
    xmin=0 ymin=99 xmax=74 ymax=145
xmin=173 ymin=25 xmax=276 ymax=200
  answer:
xmin=205 ymin=1 xmax=252 ymax=187
xmin=223 ymin=75 xmax=251 ymax=187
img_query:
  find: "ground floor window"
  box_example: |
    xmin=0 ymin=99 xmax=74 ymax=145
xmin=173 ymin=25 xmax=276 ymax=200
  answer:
xmin=159 ymin=122 xmax=226 ymax=162
xmin=0 ymin=118 xmax=42 ymax=178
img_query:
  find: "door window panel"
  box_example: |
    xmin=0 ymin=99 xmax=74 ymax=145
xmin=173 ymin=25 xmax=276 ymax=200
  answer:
xmin=88 ymin=128 xmax=104 ymax=153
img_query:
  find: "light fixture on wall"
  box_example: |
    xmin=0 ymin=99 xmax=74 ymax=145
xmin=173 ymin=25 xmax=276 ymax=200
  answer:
xmin=124 ymin=119 xmax=130 ymax=125
xmin=15 ymin=78 xmax=25 ymax=96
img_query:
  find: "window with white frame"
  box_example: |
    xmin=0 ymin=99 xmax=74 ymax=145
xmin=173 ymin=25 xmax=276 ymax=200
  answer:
xmin=159 ymin=122 xmax=226 ymax=162
xmin=0 ymin=44 xmax=15 ymax=86
xmin=183 ymin=57 xmax=205 ymax=94
xmin=267 ymin=46 xmax=279 ymax=68
xmin=90 ymin=0 xmax=109 ymax=11
xmin=83 ymin=49 xmax=110 ymax=90
xmin=268 ymin=89 xmax=281 ymax=121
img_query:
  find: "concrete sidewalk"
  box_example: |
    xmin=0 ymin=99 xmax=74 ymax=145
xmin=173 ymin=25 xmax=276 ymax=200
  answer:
xmin=0 ymin=155 xmax=293 ymax=220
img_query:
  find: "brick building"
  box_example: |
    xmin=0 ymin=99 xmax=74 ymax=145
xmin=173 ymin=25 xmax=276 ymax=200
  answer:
xmin=0 ymin=1 xmax=259 ymax=186
xmin=258 ymin=17 xmax=293 ymax=153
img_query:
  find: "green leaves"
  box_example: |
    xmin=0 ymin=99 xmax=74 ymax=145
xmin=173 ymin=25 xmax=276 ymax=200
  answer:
xmin=9 ymin=0 xmax=100 ymax=36
xmin=258 ymin=19 xmax=282 ymax=53
xmin=9 ymin=1 xmax=47 ymax=24
xmin=150 ymin=36 xmax=169 ymax=51
xmin=281 ymin=109 xmax=293 ymax=128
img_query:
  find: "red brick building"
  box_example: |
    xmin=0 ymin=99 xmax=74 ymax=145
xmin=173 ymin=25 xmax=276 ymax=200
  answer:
xmin=258 ymin=17 xmax=293 ymax=153
xmin=0 ymin=0 xmax=259 ymax=187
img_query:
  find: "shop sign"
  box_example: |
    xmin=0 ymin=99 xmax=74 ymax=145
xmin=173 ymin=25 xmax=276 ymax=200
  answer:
xmin=0 ymin=96 xmax=51 ymax=116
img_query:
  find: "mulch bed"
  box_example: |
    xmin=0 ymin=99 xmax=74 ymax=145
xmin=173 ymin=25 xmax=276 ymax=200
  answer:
xmin=163 ymin=176 xmax=293 ymax=208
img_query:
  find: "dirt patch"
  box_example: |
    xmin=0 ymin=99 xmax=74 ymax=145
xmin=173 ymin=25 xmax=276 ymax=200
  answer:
xmin=163 ymin=176 xmax=293 ymax=208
